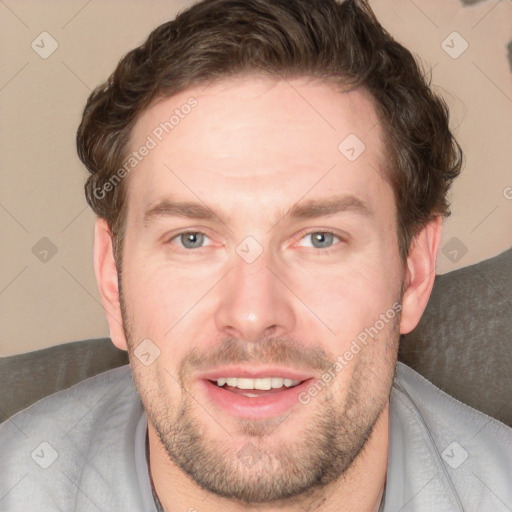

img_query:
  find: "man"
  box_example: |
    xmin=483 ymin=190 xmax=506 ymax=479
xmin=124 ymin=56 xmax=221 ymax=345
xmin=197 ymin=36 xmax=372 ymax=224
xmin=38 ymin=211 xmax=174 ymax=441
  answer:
xmin=1 ymin=0 xmax=511 ymax=510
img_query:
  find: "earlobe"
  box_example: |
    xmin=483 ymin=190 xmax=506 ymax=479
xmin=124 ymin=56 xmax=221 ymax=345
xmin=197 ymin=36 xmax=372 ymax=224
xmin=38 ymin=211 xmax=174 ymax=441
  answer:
xmin=93 ymin=218 xmax=128 ymax=351
xmin=400 ymin=216 xmax=442 ymax=335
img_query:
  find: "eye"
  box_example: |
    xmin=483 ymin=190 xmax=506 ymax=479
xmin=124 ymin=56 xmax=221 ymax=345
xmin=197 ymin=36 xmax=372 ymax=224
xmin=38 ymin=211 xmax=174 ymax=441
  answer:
xmin=169 ymin=231 xmax=212 ymax=249
xmin=298 ymin=231 xmax=341 ymax=250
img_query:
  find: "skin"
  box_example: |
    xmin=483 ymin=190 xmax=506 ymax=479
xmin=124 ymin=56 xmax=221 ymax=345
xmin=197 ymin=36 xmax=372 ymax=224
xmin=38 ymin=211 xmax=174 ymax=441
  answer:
xmin=94 ymin=76 xmax=441 ymax=512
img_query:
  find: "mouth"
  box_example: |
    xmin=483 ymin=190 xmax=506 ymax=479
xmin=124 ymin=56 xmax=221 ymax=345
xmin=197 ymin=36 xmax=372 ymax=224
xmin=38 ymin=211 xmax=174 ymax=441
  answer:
xmin=196 ymin=367 xmax=314 ymax=419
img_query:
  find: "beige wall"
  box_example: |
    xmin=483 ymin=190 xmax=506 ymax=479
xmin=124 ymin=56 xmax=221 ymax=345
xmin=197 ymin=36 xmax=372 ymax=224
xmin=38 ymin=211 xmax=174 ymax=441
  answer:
xmin=1 ymin=0 xmax=511 ymax=356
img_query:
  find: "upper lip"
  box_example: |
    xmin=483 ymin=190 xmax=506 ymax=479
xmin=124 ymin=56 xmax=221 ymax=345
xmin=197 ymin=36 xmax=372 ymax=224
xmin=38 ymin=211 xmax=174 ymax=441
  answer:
xmin=196 ymin=366 xmax=314 ymax=382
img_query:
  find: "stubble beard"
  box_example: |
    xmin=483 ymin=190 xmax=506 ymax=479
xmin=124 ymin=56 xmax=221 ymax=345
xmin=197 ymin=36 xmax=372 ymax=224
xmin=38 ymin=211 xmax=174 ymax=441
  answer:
xmin=120 ymin=289 xmax=399 ymax=504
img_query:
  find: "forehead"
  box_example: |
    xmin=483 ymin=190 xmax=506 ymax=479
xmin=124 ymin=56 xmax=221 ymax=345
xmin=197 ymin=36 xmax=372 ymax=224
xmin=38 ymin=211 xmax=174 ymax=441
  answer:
xmin=124 ymin=76 xmax=392 ymax=225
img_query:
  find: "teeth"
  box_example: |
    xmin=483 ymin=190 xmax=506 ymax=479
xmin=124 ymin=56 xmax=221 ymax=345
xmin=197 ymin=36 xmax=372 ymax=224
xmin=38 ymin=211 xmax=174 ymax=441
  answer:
xmin=215 ymin=377 xmax=301 ymax=390
xmin=271 ymin=377 xmax=284 ymax=388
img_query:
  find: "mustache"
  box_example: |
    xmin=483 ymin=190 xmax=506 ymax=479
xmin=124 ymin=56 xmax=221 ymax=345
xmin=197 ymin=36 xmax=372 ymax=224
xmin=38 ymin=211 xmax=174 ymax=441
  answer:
xmin=180 ymin=336 xmax=334 ymax=376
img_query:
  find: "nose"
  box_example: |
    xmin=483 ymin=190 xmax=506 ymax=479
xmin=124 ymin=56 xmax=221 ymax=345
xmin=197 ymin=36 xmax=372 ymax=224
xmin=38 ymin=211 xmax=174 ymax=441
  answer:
xmin=214 ymin=248 xmax=296 ymax=343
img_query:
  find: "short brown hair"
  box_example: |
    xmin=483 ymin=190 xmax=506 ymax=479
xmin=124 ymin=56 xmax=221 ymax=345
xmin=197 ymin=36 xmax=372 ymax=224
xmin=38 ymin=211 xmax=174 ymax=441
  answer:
xmin=77 ymin=0 xmax=463 ymax=266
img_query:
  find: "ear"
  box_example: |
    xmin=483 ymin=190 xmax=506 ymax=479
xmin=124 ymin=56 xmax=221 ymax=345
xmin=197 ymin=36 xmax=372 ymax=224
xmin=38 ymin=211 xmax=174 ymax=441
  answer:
xmin=94 ymin=218 xmax=128 ymax=351
xmin=400 ymin=216 xmax=442 ymax=335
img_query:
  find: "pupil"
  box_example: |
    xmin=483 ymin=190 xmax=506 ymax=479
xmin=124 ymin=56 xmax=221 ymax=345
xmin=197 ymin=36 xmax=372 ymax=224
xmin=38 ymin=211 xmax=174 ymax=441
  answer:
xmin=312 ymin=232 xmax=332 ymax=248
xmin=182 ymin=232 xmax=203 ymax=249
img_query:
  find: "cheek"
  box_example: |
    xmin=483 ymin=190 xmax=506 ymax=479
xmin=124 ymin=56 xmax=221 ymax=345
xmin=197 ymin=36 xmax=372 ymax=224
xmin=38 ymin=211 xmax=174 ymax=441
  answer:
xmin=121 ymin=259 xmax=220 ymax=380
xmin=286 ymin=251 xmax=402 ymax=345
xmin=122 ymin=258 xmax=211 ymax=333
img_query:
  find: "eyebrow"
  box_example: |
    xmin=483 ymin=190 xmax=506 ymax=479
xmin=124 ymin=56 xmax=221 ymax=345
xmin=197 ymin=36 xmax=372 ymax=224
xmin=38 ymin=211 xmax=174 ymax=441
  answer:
xmin=288 ymin=195 xmax=374 ymax=220
xmin=142 ymin=194 xmax=374 ymax=227
xmin=143 ymin=200 xmax=220 ymax=227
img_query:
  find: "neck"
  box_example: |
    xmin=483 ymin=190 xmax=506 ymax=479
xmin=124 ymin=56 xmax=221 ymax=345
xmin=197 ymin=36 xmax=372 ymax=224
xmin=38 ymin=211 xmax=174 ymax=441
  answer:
xmin=148 ymin=405 xmax=389 ymax=512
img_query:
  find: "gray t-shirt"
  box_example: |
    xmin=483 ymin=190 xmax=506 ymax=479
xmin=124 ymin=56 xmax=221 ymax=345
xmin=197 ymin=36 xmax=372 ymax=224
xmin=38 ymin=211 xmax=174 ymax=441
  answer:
xmin=1 ymin=362 xmax=511 ymax=511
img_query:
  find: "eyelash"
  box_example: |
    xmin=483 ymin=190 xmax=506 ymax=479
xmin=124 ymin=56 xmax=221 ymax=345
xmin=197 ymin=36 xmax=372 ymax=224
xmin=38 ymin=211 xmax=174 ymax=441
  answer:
xmin=165 ymin=229 xmax=345 ymax=254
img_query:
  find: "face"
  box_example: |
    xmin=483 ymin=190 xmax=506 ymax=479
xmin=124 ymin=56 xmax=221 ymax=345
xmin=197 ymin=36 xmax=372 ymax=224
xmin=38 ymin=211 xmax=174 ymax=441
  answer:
xmin=116 ymin=76 xmax=404 ymax=503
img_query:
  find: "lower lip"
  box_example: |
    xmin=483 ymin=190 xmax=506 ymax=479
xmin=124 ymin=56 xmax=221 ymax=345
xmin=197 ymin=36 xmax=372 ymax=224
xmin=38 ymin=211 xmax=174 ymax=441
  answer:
xmin=199 ymin=379 xmax=313 ymax=419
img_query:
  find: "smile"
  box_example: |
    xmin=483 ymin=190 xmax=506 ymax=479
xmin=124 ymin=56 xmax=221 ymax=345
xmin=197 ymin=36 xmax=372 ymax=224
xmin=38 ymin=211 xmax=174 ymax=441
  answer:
xmin=215 ymin=377 xmax=301 ymax=390
xmin=200 ymin=377 xmax=313 ymax=419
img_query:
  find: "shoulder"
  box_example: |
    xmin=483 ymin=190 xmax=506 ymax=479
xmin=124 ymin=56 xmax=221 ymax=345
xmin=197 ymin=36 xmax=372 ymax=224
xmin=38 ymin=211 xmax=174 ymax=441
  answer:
xmin=0 ymin=365 xmax=146 ymax=511
xmin=390 ymin=362 xmax=512 ymax=510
